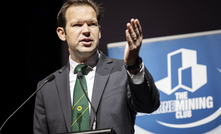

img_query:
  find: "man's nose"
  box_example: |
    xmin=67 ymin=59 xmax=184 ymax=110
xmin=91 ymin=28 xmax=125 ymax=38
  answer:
xmin=82 ymin=23 xmax=90 ymax=37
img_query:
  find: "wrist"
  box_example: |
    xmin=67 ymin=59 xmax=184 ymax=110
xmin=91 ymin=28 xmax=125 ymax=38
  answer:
xmin=125 ymin=57 xmax=142 ymax=74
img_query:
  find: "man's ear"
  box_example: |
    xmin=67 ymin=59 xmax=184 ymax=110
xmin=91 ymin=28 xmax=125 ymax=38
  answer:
xmin=56 ymin=27 xmax=66 ymax=41
xmin=99 ymin=25 xmax=101 ymax=39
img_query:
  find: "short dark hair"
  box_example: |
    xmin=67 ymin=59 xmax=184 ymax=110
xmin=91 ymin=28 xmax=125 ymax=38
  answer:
xmin=57 ymin=0 xmax=103 ymax=28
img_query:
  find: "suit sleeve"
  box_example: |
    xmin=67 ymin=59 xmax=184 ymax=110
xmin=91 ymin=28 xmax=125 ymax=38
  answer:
xmin=33 ymin=82 xmax=49 ymax=134
xmin=128 ymin=66 xmax=160 ymax=113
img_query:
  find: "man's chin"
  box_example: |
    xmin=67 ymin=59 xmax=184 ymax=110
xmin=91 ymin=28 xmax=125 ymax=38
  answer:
xmin=78 ymin=48 xmax=97 ymax=56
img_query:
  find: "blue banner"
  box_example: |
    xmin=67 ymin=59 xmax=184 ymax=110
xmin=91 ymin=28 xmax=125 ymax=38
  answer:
xmin=107 ymin=30 xmax=221 ymax=134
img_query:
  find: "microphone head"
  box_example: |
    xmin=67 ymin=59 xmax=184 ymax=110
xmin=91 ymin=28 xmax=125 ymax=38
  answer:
xmin=77 ymin=72 xmax=83 ymax=79
xmin=46 ymin=74 xmax=55 ymax=82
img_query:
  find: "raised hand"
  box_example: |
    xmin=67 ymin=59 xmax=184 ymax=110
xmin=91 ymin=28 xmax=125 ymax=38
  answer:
xmin=124 ymin=18 xmax=143 ymax=70
xmin=124 ymin=19 xmax=143 ymax=66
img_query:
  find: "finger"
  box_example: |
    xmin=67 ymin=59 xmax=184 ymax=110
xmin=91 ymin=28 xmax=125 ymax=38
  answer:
xmin=130 ymin=19 xmax=137 ymax=34
xmin=130 ymin=18 xmax=135 ymax=28
xmin=125 ymin=29 xmax=135 ymax=49
xmin=127 ymin=23 xmax=137 ymax=42
xmin=133 ymin=19 xmax=140 ymax=37
xmin=135 ymin=19 xmax=142 ymax=36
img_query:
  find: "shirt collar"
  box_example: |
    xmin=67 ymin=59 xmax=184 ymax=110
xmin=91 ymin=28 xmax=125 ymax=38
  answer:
xmin=69 ymin=51 xmax=99 ymax=73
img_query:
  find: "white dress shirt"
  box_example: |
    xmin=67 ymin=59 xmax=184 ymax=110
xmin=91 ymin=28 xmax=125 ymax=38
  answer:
xmin=69 ymin=51 xmax=145 ymax=112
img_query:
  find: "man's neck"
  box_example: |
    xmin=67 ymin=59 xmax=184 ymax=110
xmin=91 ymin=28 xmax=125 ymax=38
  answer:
xmin=70 ymin=50 xmax=99 ymax=64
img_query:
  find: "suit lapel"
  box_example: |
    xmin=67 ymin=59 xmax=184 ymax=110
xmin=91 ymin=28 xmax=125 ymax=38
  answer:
xmin=90 ymin=52 xmax=114 ymax=128
xmin=55 ymin=64 xmax=72 ymax=132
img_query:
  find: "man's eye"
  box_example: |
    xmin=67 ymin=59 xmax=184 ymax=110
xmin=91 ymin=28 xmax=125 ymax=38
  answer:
xmin=88 ymin=23 xmax=98 ymax=27
xmin=73 ymin=24 xmax=82 ymax=27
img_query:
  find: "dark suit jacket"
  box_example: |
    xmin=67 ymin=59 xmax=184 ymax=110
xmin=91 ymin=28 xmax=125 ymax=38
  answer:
xmin=33 ymin=52 xmax=160 ymax=134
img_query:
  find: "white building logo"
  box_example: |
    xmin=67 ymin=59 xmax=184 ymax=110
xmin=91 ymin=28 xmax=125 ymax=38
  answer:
xmin=149 ymin=48 xmax=221 ymax=129
xmin=155 ymin=48 xmax=207 ymax=95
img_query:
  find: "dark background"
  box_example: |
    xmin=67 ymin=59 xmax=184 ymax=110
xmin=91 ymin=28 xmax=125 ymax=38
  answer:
xmin=1 ymin=0 xmax=221 ymax=133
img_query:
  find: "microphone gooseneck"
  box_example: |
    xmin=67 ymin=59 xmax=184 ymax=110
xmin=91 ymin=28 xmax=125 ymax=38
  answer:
xmin=0 ymin=74 xmax=55 ymax=133
xmin=46 ymin=74 xmax=55 ymax=82
xmin=77 ymin=72 xmax=83 ymax=79
xmin=77 ymin=72 xmax=97 ymax=130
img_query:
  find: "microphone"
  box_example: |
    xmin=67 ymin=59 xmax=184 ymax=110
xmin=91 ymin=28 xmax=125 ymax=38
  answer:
xmin=0 ymin=74 xmax=55 ymax=133
xmin=77 ymin=72 xmax=97 ymax=130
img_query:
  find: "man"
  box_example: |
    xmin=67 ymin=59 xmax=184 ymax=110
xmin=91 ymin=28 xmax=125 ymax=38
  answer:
xmin=33 ymin=0 xmax=160 ymax=134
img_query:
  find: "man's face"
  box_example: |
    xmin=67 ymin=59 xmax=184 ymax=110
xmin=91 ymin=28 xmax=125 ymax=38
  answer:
xmin=57 ymin=5 xmax=101 ymax=60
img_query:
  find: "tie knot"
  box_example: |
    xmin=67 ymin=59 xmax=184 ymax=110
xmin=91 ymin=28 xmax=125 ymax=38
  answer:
xmin=75 ymin=64 xmax=88 ymax=73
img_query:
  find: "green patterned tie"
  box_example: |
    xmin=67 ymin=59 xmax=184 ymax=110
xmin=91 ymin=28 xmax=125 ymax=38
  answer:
xmin=71 ymin=64 xmax=90 ymax=132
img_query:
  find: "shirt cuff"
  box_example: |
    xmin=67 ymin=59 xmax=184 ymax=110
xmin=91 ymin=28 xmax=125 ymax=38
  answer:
xmin=127 ymin=62 xmax=145 ymax=85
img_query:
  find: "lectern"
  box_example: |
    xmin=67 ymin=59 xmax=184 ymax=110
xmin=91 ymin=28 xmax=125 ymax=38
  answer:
xmin=59 ymin=128 xmax=116 ymax=134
